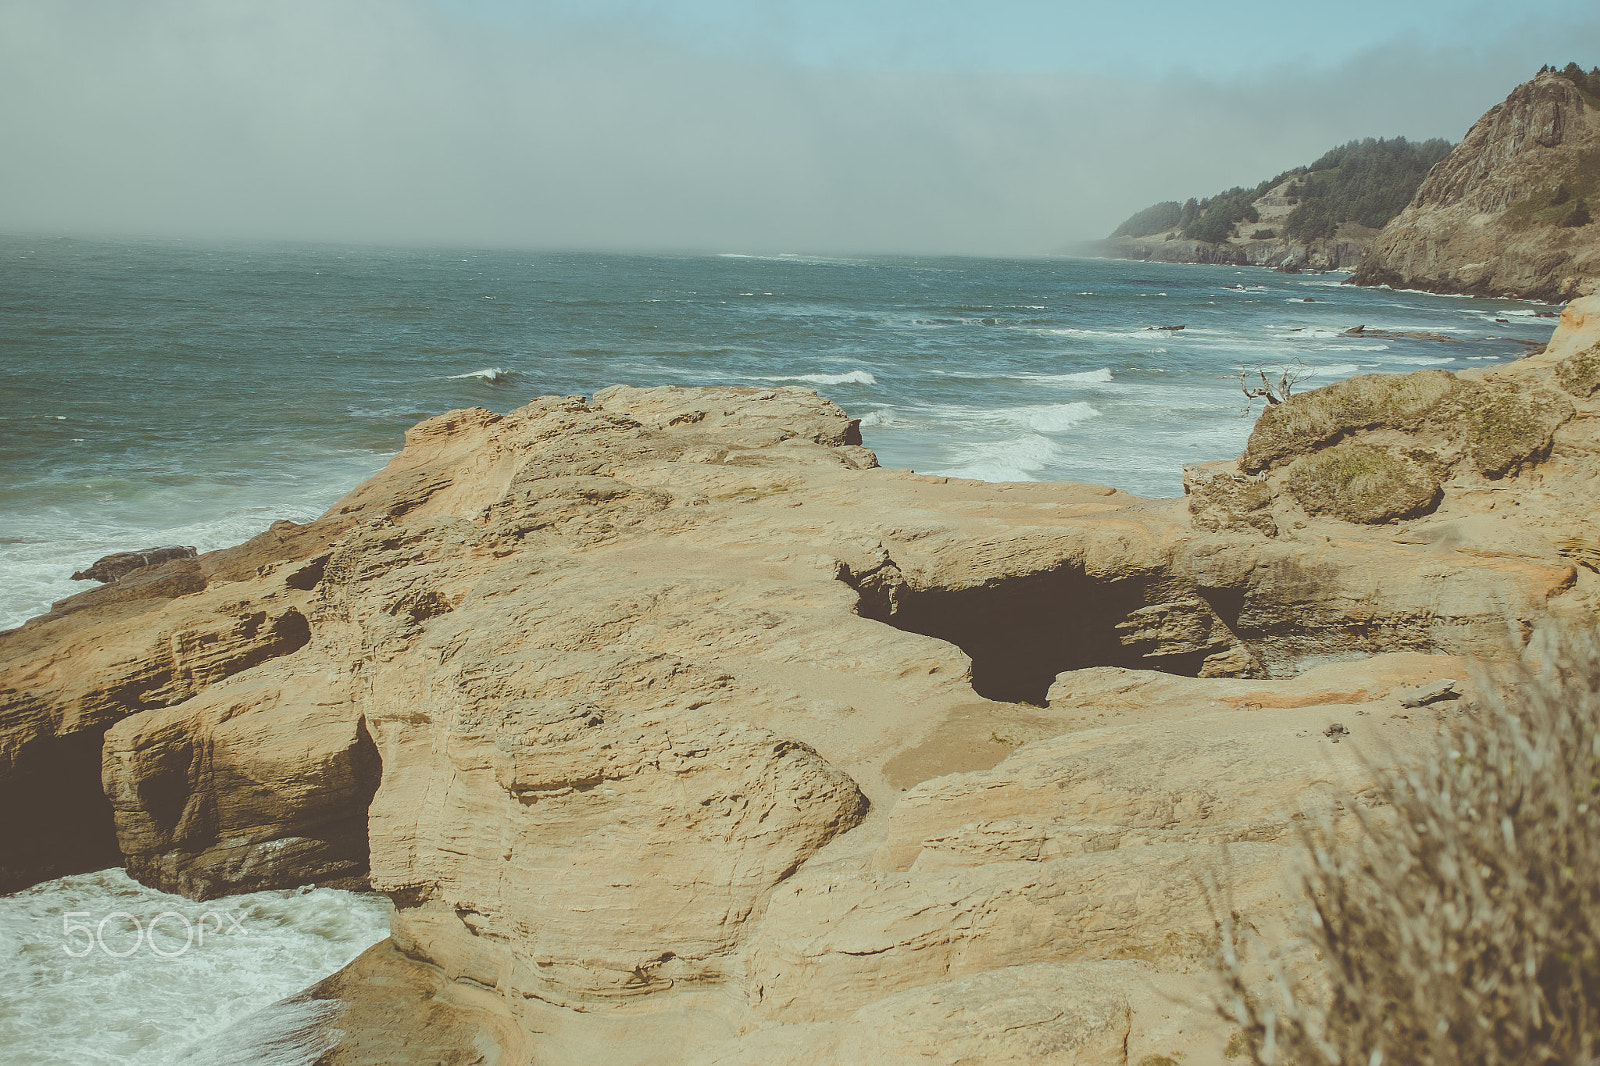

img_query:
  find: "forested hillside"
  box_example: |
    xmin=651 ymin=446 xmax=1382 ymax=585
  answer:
xmin=1110 ymin=137 xmax=1452 ymax=244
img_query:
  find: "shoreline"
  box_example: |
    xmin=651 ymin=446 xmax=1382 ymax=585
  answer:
xmin=5 ymin=295 xmax=1600 ymax=1060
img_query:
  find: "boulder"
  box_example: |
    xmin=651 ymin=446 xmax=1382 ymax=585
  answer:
xmin=101 ymin=664 xmax=379 ymax=899
xmin=71 ymin=545 xmax=197 ymax=583
xmin=1240 ymin=369 xmax=1460 ymax=474
xmin=1286 ymin=442 xmax=1442 ymax=524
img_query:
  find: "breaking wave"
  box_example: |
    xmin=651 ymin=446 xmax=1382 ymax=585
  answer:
xmin=448 ymin=367 xmax=515 ymax=383
xmin=768 ymin=370 xmax=878 ymax=386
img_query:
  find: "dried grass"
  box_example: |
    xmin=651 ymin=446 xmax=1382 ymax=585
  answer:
xmin=1218 ymin=625 xmax=1600 ymax=1065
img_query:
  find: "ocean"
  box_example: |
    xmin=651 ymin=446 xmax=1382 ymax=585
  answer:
xmin=0 ymin=234 xmax=1558 ymax=1063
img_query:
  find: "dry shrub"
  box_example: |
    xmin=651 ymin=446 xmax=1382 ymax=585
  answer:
xmin=1219 ymin=625 xmax=1600 ymax=1065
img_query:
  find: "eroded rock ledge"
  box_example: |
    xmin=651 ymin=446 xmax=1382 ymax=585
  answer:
xmin=5 ymin=305 xmax=1600 ymax=1063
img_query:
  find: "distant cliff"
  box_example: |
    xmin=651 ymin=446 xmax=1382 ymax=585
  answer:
xmin=1104 ymin=137 xmax=1451 ymax=271
xmin=1353 ymin=69 xmax=1600 ymax=300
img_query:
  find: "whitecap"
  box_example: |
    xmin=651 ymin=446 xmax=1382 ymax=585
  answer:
xmin=1028 ymin=368 xmax=1114 ymax=385
xmin=1018 ymin=401 xmax=1101 ymax=433
xmin=1036 ymin=327 xmax=1134 ymax=340
xmin=934 ymin=434 xmax=1064 ymax=483
xmin=768 ymin=370 xmax=877 ymax=386
xmin=1393 ymin=287 xmax=1476 ymax=299
xmin=448 ymin=367 xmax=514 ymax=384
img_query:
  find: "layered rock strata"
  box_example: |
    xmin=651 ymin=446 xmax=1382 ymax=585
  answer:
xmin=1354 ymin=73 xmax=1600 ymax=300
xmin=4 ymin=305 xmax=1600 ymax=1061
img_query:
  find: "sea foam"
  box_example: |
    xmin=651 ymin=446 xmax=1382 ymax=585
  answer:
xmin=1014 ymin=401 xmax=1101 ymax=433
xmin=0 ymin=869 xmax=389 ymax=1066
xmin=769 ymin=370 xmax=878 ymax=386
xmin=1033 ymin=367 xmax=1114 ymax=385
xmin=448 ymin=367 xmax=515 ymax=383
xmin=935 ymin=433 xmax=1065 ymax=482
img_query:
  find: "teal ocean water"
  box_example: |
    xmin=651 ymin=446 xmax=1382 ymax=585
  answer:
xmin=0 ymin=234 xmax=1562 ymax=1062
xmin=0 ymin=235 xmax=1556 ymax=632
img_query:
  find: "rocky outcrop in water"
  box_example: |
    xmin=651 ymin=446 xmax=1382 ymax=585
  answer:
xmin=1353 ymin=73 xmax=1600 ymax=300
xmin=71 ymin=545 xmax=198 ymax=584
xmin=6 ymin=308 xmax=1600 ymax=1061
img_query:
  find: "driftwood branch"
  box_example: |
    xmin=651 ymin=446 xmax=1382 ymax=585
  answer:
xmin=1239 ymin=363 xmax=1309 ymax=408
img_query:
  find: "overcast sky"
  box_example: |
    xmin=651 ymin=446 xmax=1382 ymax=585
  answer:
xmin=1 ymin=0 xmax=1595 ymax=255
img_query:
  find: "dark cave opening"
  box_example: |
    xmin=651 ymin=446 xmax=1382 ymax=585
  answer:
xmin=850 ymin=566 xmax=1238 ymax=706
xmin=0 ymin=728 xmax=121 ymax=893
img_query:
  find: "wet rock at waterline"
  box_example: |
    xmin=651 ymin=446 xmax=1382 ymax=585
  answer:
xmin=71 ymin=545 xmax=198 ymax=583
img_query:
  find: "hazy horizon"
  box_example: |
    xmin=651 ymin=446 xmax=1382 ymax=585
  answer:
xmin=2 ymin=0 xmax=1596 ymax=256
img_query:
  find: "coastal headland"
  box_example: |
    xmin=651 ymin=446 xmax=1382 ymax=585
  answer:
xmin=1354 ymin=69 xmax=1600 ymax=301
xmin=5 ymin=300 xmax=1600 ymax=1063
xmin=1106 ymin=67 xmax=1600 ymax=302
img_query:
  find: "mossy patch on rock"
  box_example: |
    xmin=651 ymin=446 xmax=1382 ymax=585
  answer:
xmin=1185 ymin=468 xmax=1277 ymax=536
xmin=1462 ymin=383 xmax=1573 ymax=478
xmin=1556 ymin=341 xmax=1600 ymax=397
xmin=1241 ymin=370 xmax=1461 ymax=474
xmin=1286 ymin=442 xmax=1442 ymax=524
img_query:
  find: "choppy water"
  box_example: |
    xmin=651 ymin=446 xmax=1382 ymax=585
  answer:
xmin=0 ymin=235 xmax=1560 ymax=1062
xmin=0 ymin=869 xmax=390 ymax=1066
xmin=0 ymin=236 xmax=1556 ymax=630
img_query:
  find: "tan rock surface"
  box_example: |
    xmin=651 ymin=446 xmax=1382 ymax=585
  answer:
xmin=6 ymin=324 xmax=1600 ymax=1061
xmin=101 ymin=661 xmax=379 ymax=899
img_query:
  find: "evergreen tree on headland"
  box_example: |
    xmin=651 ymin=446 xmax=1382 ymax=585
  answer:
xmin=1283 ymin=137 xmax=1453 ymax=240
xmin=1110 ymin=201 xmax=1183 ymax=238
xmin=1108 ymin=136 xmax=1453 ymax=243
xmin=1548 ymin=61 xmax=1600 ymax=102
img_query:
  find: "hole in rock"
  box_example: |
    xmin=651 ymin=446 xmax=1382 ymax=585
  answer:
xmin=285 ymin=553 xmax=329 ymax=591
xmin=0 ymin=728 xmax=121 ymax=892
xmin=852 ymin=568 xmax=1236 ymax=706
xmin=349 ymin=715 xmax=383 ymax=875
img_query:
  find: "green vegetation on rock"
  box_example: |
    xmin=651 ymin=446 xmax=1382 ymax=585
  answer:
xmin=1557 ymin=341 xmax=1600 ymax=397
xmin=1463 ymin=383 xmax=1572 ymax=478
xmin=1243 ymin=368 xmax=1573 ymax=488
xmin=1286 ymin=442 xmax=1441 ymax=524
xmin=1505 ymin=143 xmax=1600 ymax=231
xmin=1110 ymin=137 xmax=1453 ymax=244
xmin=1179 ymin=188 xmax=1261 ymax=244
xmin=1546 ymin=61 xmax=1600 ymax=106
xmin=1241 ymin=370 xmax=1461 ymax=474
xmin=1282 ymin=137 xmax=1454 ymax=241
xmin=1110 ymin=201 xmax=1183 ymax=238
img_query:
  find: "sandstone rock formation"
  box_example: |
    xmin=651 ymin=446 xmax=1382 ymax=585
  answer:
xmin=6 ymin=307 xmax=1600 ymax=1062
xmin=1354 ymin=72 xmax=1600 ymax=300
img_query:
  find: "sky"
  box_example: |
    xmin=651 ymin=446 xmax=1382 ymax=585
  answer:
xmin=1 ymin=0 xmax=1596 ymax=255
